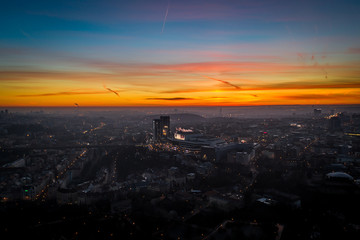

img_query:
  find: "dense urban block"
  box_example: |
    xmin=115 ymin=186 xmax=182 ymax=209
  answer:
xmin=0 ymin=106 xmax=360 ymax=239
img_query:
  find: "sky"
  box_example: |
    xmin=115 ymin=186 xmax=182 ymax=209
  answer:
xmin=0 ymin=0 xmax=360 ymax=107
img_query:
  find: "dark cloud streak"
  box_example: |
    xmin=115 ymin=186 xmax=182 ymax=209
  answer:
xmin=146 ymin=97 xmax=194 ymax=101
xmin=17 ymin=91 xmax=106 ymax=97
xmin=106 ymin=88 xmax=120 ymax=97
xmin=204 ymin=76 xmax=241 ymax=89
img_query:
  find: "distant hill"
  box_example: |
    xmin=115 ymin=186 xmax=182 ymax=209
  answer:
xmin=169 ymin=113 xmax=205 ymax=122
xmin=146 ymin=113 xmax=205 ymax=122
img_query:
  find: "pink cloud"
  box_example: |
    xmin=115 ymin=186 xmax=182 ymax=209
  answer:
xmin=145 ymin=49 xmax=280 ymax=61
xmin=347 ymin=48 xmax=360 ymax=54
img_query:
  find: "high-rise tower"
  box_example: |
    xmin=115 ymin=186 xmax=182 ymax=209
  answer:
xmin=160 ymin=116 xmax=170 ymax=139
xmin=152 ymin=116 xmax=170 ymax=142
xmin=153 ymin=119 xmax=161 ymax=142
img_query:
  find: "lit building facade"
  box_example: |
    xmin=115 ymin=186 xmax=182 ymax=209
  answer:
xmin=152 ymin=116 xmax=170 ymax=142
xmin=160 ymin=116 xmax=170 ymax=139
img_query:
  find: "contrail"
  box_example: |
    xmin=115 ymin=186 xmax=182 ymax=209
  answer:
xmin=161 ymin=1 xmax=170 ymax=33
xmin=204 ymin=76 xmax=241 ymax=90
xmin=103 ymin=84 xmax=120 ymax=97
xmin=20 ymin=29 xmax=33 ymax=40
xmin=106 ymin=88 xmax=119 ymax=97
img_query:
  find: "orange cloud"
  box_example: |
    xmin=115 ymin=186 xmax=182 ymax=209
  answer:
xmin=277 ymin=93 xmax=356 ymax=100
xmin=17 ymin=90 xmax=109 ymax=97
xmin=1 ymin=54 xmax=359 ymax=107
xmin=162 ymin=79 xmax=360 ymax=94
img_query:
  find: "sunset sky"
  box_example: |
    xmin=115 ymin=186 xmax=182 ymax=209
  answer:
xmin=1 ymin=0 xmax=360 ymax=107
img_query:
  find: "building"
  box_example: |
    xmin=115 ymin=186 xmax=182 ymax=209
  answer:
xmin=227 ymin=151 xmax=254 ymax=165
xmin=160 ymin=116 xmax=170 ymax=139
xmin=152 ymin=116 xmax=170 ymax=142
xmin=202 ymin=143 xmax=257 ymax=162
xmin=152 ymin=119 xmax=161 ymax=142
xmin=172 ymin=129 xmax=225 ymax=152
xmin=314 ymin=108 xmax=322 ymax=117
xmin=325 ymin=172 xmax=354 ymax=183
xmin=328 ymin=116 xmax=342 ymax=132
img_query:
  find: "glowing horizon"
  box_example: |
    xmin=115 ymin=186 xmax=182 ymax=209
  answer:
xmin=1 ymin=0 xmax=360 ymax=107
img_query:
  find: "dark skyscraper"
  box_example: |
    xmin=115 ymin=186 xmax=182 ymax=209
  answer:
xmin=160 ymin=116 xmax=170 ymax=139
xmin=153 ymin=116 xmax=170 ymax=142
xmin=153 ymin=119 xmax=161 ymax=142
xmin=328 ymin=116 xmax=342 ymax=132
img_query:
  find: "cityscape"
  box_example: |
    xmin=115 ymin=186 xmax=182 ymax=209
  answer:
xmin=1 ymin=105 xmax=360 ymax=239
xmin=1 ymin=0 xmax=360 ymax=239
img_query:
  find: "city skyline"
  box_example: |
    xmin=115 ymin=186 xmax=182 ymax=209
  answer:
xmin=1 ymin=0 xmax=360 ymax=107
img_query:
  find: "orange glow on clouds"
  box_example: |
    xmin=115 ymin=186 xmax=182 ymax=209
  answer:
xmin=1 ymin=53 xmax=359 ymax=107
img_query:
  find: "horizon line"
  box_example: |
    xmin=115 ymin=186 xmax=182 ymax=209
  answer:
xmin=2 ymin=104 xmax=360 ymax=108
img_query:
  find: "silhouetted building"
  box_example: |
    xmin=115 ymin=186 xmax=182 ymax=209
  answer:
xmin=325 ymin=172 xmax=354 ymax=185
xmin=352 ymin=113 xmax=360 ymax=125
xmin=328 ymin=116 xmax=341 ymax=132
xmin=153 ymin=116 xmax=170 ymax=142
xmin=314 ymin=108 xmax=322 ymax=117
xmin=153 ymin=119 xmax=161 ymax=142
xmin=350 ymin=135 xmax=360 ymax=153
xmin=202 ymin=143 xmax=257 ymax=162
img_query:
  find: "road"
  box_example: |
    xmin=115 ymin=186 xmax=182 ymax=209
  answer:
xmin=35 ymin=149 xmax=88 ymax=201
